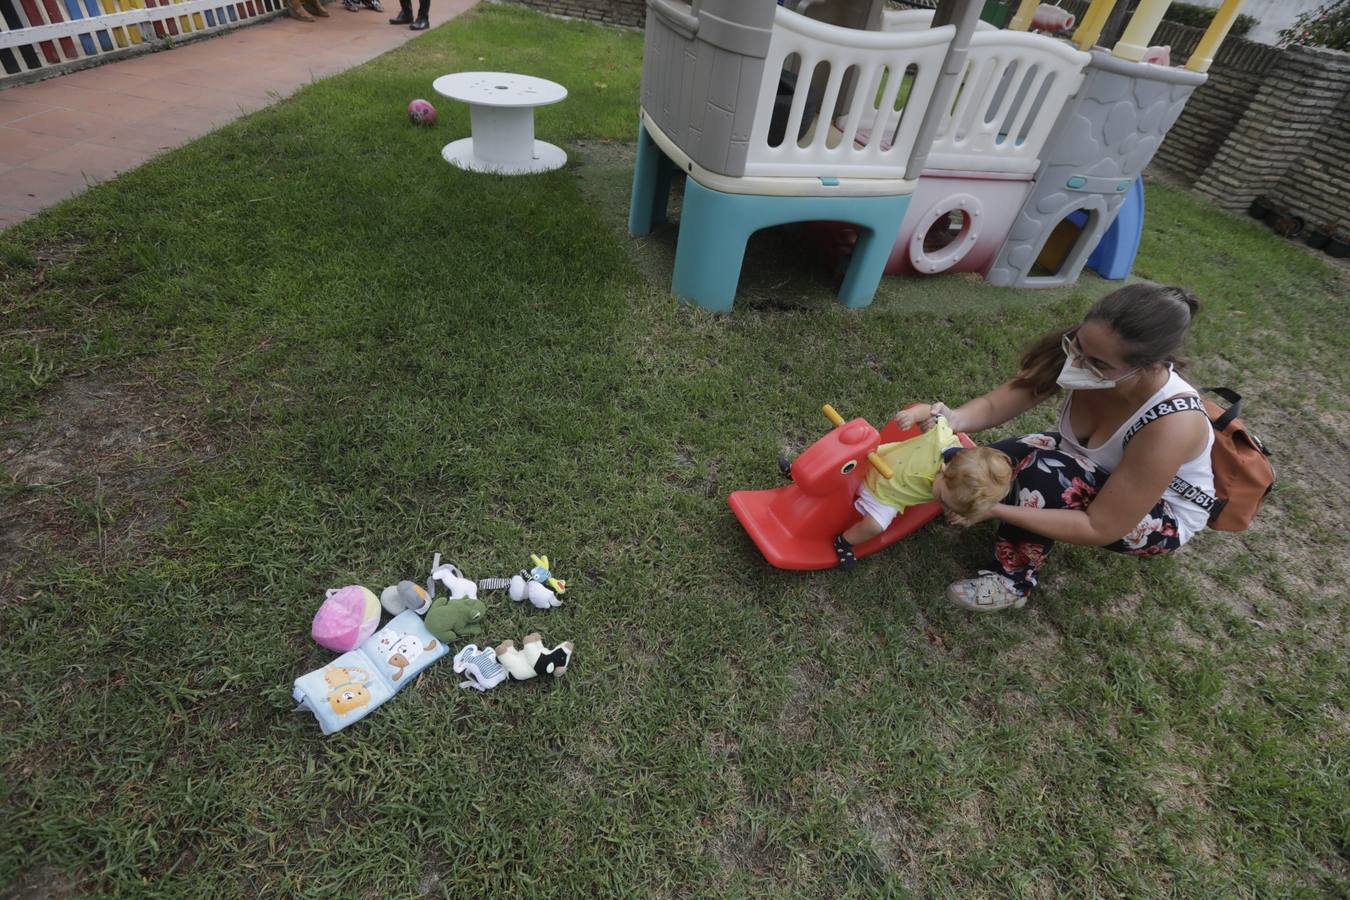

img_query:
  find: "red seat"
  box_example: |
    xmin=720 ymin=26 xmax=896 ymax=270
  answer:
xmin=728 ymin=419 xmax=975 ymax=571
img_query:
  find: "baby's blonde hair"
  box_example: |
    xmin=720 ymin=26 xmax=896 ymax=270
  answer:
xmin=942 ymin=447 xmax=1013 ymax=517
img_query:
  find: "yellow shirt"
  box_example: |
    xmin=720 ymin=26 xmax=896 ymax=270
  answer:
xmin=862 ymin=418 xmax=963 ymax=512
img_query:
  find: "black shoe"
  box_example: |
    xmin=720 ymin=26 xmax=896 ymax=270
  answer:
xmin=777 ymin=454 xmax=793 ymax=480
xmin=833 ymin=534 xmax=857 ymax=571
xmin=388 ymin=7 xmax=411 ymax=23
xmin=410 ymin=14 xmax=428 ymax=28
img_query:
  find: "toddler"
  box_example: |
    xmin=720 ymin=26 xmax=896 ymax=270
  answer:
xmin=825 ymin=405 xmax=1012 ymax=569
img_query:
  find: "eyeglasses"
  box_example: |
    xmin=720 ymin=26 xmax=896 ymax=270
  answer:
xmin=1061 ymin=327 xmax=1110 ymax=380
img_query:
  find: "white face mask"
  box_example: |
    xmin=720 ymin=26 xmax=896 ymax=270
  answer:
xmin=1056 ymin=356 xmax=1133 ymax=390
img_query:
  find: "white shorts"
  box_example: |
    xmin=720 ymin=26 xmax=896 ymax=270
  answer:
xmin=854 ymin=485 xmax=899 ymax=530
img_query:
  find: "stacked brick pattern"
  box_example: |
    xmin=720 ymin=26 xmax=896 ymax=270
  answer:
xmin=1149 ymin=24 xmax=1282 ymax=180
xmin=503 ymin=0 xmax=644 ymax=27
xmin=1193 ymin=45 xmax=1350 ymax=227
xmin=1273 ymin=79 xmax=1350 ymax=231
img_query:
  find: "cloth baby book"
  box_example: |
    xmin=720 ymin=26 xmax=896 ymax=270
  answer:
xmin=293 ymin=610 xmax=448 ymax=735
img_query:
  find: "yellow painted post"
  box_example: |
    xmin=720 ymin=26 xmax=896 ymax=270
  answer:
xmin=1185 ymin=0 xmax=1247 ymax=73
xmin=1074 ymin=0 xmax=1119 ymax=51
xmin=124 ymin=0 xmax=145 ymax=44
xmin=1113 ymin=0 xmax=1173 ymax=62
xmin=1008 ymin=0 xmax=1039 ymax=31
xmin=99 ymin=0 xmax=129 ymax=47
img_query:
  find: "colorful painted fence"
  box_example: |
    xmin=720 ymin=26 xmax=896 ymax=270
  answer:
xmin=0 ymin=0 xmax=283 ymax=81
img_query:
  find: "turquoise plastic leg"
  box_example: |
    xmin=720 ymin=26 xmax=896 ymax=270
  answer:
xmin=839 ymin=221 xmax=897 ymax=309
xmin=628 ymin=119 xmax=670 ymax=237
xmin=672 ymin=178 xmax=912 ymax=313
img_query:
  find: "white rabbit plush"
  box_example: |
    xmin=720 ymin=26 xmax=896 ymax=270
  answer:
xmin=428 ymin=553 xmax=478 ymax=601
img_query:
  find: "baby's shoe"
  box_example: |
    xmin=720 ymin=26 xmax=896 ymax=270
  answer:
xmin=833 ymin=534 xmax=857 ymax=571
xmin=777 ymin=454 xmax=793 ymax=480
xmin=946 ymin=573 xmax=1027 ymax=612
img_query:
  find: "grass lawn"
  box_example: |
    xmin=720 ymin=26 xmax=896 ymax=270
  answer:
xmin=2 ymin=4 xmax=1348 ymax=896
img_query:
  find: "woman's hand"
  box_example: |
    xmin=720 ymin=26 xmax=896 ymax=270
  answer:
xmin=943 ymin=503 xmax=1003 ymax=528
xmin=896 ymin=402 xmax=960 ymax=432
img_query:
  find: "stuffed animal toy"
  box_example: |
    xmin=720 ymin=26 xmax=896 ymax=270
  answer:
xmin=428 ymin=554 xmax=478 ymax=601
xmin=453 ymin=644 xmax=507 ymax=691
xmin=381 ymin=580 xmax=431 ymax=616
xmin=311 ymin=585 xmax=381 ymax=652
xmin=425 ymin=596 xmax=487 ymax=643
xmin=480 ymin=554 xmax=567 ymax=610
xmin=496 ymin=633 xmax=573 ymax=681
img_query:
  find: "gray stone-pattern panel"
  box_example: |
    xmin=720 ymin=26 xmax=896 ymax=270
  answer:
xmin=987 ymin=50 xmax=1203 ymax=287
xmin=636 ymin=0 xmax=774 ymax=178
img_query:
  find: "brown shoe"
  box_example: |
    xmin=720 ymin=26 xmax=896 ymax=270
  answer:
xmin=286 ymin=0 xmax=315 ymax=19
xmin=302 ymin=0 xmax=330 ymax=15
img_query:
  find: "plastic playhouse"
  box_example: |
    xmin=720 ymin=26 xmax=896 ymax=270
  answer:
xmin=627 ymin=0 xmax=1247 ymax=312
xmin=728 ymin=404 xmax=975 ymax=570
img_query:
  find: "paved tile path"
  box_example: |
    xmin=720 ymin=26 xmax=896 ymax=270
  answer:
xmin=0 ymin=0 xmax=477 ymax=230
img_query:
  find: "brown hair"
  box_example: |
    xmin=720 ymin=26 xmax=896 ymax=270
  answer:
xmin=1012 ymin=282 xmax=1201 ymax=398
xmin=942 ymin=447 xmax=1013 ymax=518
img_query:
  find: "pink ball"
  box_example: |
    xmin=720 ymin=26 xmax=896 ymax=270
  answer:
xmin=408 ymin=98 xmax=437 ymax=126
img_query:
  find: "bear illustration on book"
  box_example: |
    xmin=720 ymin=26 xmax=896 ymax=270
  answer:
xmin=375 ymin=631 xmax=439 ymax=681
xmin=324 ymin=666 xmax=373 ymax=715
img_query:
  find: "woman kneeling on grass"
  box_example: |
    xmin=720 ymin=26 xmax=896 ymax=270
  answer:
xmin=901 ymin=282 xmax=1215 ymax=612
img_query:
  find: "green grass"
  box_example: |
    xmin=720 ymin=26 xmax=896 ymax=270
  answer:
xmin=2 ymin=4 xmax=1349 ymax=896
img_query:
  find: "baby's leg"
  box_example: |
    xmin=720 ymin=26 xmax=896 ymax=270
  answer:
xmin=835 ymin=487 xmax=898 ymax=570
xmin=842 ymin=517 xmax=885 ymax=545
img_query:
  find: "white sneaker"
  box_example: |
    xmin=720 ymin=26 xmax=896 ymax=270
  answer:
xmin=946 ymin=574 xmax=1027 ymax=612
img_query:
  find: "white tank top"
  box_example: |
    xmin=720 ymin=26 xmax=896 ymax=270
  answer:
xmin=1057 ymin=368 xmax=1216 ymax=543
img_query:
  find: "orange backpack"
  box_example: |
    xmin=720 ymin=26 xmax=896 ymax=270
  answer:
xmin=1123 ymin=387 xmax=1275 ymax=531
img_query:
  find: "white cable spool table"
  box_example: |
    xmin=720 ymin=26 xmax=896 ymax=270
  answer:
xmin=432 ymin=72 xmax=568 ymax=175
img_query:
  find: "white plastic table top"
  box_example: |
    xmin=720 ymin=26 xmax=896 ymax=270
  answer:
xmin=432 ymin=72 xmax=568 ymax=109
xmin=432 ymin=72 xmax=569 ymax=175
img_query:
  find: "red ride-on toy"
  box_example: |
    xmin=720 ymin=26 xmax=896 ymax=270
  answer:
xmin=728 ymin=404 xmax=975 ymax=570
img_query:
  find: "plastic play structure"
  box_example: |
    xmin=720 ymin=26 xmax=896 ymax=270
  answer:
xmin=628 ymin=0 xmax=1248 ymax=312
xmin=728 ymin=404 xmax=975 ymax=570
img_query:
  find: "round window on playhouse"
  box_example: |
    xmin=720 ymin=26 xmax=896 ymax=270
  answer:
xmin=909 ymin=193 xmax=984 ymax=275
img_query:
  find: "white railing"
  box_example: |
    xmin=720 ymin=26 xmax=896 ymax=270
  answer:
xmin=925 ymin=30 xmax=1090 ymax=174
xmin=0 ymin=0 xmax=283 ymax=83
xmin=880 ymin=9 xmax=997 ymax=33
xmin=743 ymin=6 xmax=955 ymax=180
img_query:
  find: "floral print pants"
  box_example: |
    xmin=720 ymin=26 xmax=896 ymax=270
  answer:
xmin=984 ymin=432 xmax=1183 ymax=596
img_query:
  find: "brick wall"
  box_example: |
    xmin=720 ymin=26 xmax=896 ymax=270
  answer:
xmin=1265 ymin=54 xmax=1350 ymax=231
xmin=1192 ymin=44 xmax=1350 ymax=225
xmin=1150 ymin=24 xmax=1283 ymax=180
xmin=502 ymin=0 xmax=644 ymax=27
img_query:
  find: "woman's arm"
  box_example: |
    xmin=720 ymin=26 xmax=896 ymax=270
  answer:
xmin=897 ymin=380 xmax=1048 ymax=435
xmin=969 ymin=410 xmax=1211 ymax=545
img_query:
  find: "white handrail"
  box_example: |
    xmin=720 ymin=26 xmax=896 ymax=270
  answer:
xmin=926 ymin=30 xmax=1090 ymax=174
xmin=744 ymin=6 xmax=955 ymax=179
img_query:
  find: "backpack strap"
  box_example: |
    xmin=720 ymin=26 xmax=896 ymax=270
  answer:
xmin=1204 ymin=386 xmax=1243 ymax=432
xmin=1122 ymin=393 xmax=1223 ymax=521
xmin=1121 ymin=394 xmax=1207 ymax=447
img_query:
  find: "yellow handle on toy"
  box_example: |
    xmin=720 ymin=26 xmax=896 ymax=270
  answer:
xmin=867 ymin=452 xmax=894 ymax=480
xmin=822 ymin=404 xmax=844 ymax=427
